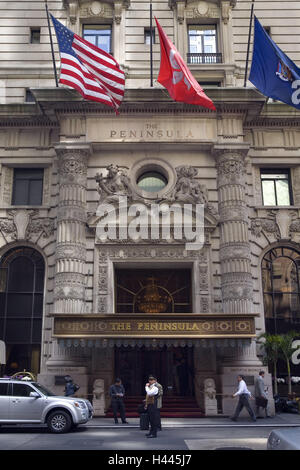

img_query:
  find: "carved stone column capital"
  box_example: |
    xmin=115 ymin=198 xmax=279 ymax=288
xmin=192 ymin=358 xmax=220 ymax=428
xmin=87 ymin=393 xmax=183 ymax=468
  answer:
xmin=55 ymin=143 xmax=91 ymax=185
xmin=53 ymin=143 xmax=91 ymax=314
xmin=213 ymin=143 xmax=250 ymax=189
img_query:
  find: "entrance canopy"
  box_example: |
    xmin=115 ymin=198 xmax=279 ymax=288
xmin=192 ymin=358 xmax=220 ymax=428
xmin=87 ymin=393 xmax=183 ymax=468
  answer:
xmin=52 ymin=313 xmax=256 ymax=348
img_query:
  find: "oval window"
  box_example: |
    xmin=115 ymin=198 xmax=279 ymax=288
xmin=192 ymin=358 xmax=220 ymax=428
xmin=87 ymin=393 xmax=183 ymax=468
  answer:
xmin=137 ymin=172 xmax=168 ymax=193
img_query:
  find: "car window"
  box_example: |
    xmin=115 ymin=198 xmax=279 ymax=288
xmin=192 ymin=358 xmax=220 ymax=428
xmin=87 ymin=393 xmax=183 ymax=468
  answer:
xmin=0 ymin=383 xmax=8 ymax=396
xmin=31 ymin=382 xmax=55 ymax=396
xmin=12 ymin=383 xmax=33 ymax=397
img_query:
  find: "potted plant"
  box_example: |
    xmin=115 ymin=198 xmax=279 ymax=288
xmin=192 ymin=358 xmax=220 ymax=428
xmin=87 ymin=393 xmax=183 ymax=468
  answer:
xmin=278 ymin=331 xmax=299 ymax=397
xmin=257 ymin=333 xmax=281 ymax=395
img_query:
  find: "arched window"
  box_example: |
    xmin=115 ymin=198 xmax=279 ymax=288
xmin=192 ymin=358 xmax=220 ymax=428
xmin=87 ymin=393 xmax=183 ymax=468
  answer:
xmin=0 ymin=247 xmax=45 ymax=375
xmin=262 ymin=246 xmax=300 ymax=334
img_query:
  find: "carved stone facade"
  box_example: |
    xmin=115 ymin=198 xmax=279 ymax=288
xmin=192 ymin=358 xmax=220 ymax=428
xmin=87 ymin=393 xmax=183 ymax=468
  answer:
xmin=1 ymin=1 xmax=300 ymax=416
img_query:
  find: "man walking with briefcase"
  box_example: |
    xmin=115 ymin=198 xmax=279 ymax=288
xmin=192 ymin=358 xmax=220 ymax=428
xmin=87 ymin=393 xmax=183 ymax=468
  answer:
xmin=255 ymin=371 xmax=271 ymax=418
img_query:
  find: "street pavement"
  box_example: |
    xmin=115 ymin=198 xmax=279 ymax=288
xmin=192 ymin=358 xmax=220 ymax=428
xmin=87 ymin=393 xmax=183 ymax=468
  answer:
xmin=0 ymin=413 xmax=299 ymax=452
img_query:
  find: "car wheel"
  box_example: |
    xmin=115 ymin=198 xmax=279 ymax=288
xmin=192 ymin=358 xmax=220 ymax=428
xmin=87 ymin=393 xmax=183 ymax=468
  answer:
xmin=47 ymin=410 xmax=72 ymax=433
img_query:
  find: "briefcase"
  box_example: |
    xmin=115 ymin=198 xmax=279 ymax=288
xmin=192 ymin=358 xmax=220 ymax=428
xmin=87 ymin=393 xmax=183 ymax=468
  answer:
xmin=140 ymin=412 xmax=149 ymax=430
xmin=256 ymin=396 xmax=268 ymax=408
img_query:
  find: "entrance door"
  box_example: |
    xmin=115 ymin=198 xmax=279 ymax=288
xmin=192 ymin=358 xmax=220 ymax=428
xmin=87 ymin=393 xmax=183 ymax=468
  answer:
xmin=114 ymin=346 xmax=194 ymax=397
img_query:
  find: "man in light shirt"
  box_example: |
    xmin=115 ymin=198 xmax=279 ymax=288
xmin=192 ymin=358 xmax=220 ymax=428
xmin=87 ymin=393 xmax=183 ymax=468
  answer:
xmin=231 ymin=375 xmax=256 ymax=422
xmin=145 ymin=375 xmax=159 ymax=438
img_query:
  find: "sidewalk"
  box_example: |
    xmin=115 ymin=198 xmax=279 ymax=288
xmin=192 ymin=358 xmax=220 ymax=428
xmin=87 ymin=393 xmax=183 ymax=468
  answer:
xmin=86 ymin=413 xmax=300 ymax=428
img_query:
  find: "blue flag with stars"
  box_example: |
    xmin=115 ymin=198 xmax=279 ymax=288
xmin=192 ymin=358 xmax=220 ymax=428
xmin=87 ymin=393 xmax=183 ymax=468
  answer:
xmin=249 ymin=16 xmax=300 ymax=110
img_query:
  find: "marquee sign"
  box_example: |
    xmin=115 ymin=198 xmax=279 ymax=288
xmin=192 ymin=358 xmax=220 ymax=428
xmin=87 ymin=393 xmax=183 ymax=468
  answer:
xmin=52 ymin=314 xmax=257 ymax=339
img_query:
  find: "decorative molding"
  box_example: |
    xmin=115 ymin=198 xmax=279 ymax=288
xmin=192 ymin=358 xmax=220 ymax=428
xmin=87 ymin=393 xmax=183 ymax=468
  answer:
xmin=185 ymin=1 xmax=220 ymax=19
xmin=0 ymin=210 xmax=55 ymax=241
xmin=94 ymin=164 xmax=219 ymax=229
xmin=1 ymin=166 xmax=13 ymax=206
xmin=94 ymin=244 xmax=210 ymax=315
xmin=0 ymin=218 xmax=16 ymax=239
xmin=251 ymin=209 xmax=300 ymax=241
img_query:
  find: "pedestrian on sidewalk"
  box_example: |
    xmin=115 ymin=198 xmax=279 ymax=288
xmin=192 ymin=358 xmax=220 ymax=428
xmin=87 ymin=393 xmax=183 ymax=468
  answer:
xmin=255 ymin=371 xmax=271 ymax=418
xmin=109 ymin=378 xmax=129 ymax=424
xmin=145 ymin=375 xmax=159 ymax=438
xmin=64 ymin=375 xmax=79 ymax=397
xmin=231 ymin=375 xmax=256 ymax=422
xmin=149 ymin=375 xmax=163 ymax=431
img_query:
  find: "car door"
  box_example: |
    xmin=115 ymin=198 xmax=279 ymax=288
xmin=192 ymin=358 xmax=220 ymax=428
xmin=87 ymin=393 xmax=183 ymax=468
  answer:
xmin=0 ymin=382 xmax=10 ymax=421
xmin=10 ymin=383 xmax=44 ymax=422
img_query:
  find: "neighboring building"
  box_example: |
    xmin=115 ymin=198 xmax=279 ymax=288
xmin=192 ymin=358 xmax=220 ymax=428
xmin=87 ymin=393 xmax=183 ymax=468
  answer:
xmin=0 ymin=0 xmax=300 ymax=415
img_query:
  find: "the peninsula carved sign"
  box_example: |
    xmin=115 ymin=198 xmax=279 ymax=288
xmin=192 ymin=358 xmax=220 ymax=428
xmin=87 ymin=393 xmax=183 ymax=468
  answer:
xmin=53 ymin=314 xmax=256 ymax=339
xmin=87 ymin=119 xmax=216 ymax=142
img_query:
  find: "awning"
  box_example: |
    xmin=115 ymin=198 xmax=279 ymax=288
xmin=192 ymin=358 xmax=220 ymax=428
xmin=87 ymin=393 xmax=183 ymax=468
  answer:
xmin=52 ymin=313 xmax=257 ymax=346
xmin=57 ymin=337 xmax=252 ymax=349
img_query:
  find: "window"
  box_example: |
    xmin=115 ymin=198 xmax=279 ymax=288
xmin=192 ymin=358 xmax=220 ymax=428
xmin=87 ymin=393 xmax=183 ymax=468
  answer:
xmin=12 ymin=383 xmax=33 ymax=397
xmin=260 ymin=169 xmax=292 ymax=206
xmin=30 ymin=27 xmax=41 ymax=44
xmin=83 ymin=25 xmax=111 ymax=53
xmin=0 ymin=247 xmax=45 ymax=375
xmin=262 ymin=246 xmax=300 ymax=334
xmin=144 ymin=27 xmax=155 ymax=45
xmin=187 ymin=25 xmax=221 ymax=64
xmin=116 ymin=269 xmax=192 ymax=313
xmin=0 ymin=383 xmax=8 ymax=396
xmin=199 ymin=81 xmax=222 ymax=88
xmin=137 ymin=172 xmax=167 ymax=193
xmin=12 ymin=168 xmax=44 ymax=206
xmin=25 ymin=90 xmax=36 ymax=103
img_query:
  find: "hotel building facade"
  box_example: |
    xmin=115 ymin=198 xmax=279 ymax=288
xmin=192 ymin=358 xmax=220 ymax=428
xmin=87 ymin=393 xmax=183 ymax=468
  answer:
xmin=0 ymin=0 xmax=300 ymax=415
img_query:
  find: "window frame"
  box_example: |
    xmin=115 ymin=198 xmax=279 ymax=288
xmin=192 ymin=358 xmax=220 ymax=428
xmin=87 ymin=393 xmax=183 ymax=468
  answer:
xmin=188 ymin=24 xmax=218 ymax=50
xmin=0 ymin=247 xmax=45 ymax=345
xmin=30 ymin=27 xmax=41 ymax=44
xmin=11 ymin=168 xmax=44 ymax=207
xmin=262 ymin=246 xmax=300 ymax=334
xmin=82 ymin=24 xmax=112 ymax=53
xmin=144 ymin=27 xmax=155 ymax=45
xmin=260 ymin=168 xmax=293 ymax=206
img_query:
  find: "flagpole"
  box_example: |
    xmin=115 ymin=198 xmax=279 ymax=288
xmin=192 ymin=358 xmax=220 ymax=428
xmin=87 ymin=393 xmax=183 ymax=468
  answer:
xmin=150 ymin=0 xmax=153 ymax=87
xmin=45 ymin=0 xmax=59 ymax=87
xmin=244 ymin=0 xmax=255 ymax=87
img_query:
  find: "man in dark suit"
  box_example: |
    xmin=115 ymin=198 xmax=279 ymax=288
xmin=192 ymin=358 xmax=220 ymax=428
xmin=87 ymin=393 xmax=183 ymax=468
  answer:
xmin=109 ymin=378 xmax=128 ymax=424
xmin=255 ymin=371 xmax=270 ymax=418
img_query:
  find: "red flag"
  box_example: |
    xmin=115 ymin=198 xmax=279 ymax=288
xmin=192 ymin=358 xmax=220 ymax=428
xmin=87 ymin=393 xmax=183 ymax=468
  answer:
xmin=155 ymin=17 xmax=216 ymax=111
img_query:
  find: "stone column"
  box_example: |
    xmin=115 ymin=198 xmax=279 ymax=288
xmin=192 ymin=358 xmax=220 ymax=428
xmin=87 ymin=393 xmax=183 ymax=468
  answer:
xmin=39 ymin=143 xmax=92 ymax=391
xmin=214 ymin=143 xmax=253 ymax=314
xmin=213 ymin=143 xmax=269 ymax=415
xmin=53 ymin=143 xmax=91 ymax=314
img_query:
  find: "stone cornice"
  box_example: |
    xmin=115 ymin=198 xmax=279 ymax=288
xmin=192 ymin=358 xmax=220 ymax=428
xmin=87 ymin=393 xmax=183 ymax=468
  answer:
xmin=0 ymin=103 xmax=57 ymax=128
xmin=0 ymin=88 xmax=298 ymax=128
xmin=28 ymin=86 xmax=266 ymax=120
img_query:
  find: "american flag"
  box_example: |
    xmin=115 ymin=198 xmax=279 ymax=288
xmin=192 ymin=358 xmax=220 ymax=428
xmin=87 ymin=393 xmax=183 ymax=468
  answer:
xmin=50 ymin=15 xmax=125 ymax=111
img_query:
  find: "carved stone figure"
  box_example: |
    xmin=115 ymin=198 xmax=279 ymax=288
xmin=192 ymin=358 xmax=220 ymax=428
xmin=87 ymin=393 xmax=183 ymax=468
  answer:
xmin=204 ymin=378 xmax=218 ymax=416
xmin=171 ymin=165 xmax=208 ymax=204
xmin=96 ymin=164 xmax=132 ymax=203
xmin=92 ymin=378 xmax=105 ymax=416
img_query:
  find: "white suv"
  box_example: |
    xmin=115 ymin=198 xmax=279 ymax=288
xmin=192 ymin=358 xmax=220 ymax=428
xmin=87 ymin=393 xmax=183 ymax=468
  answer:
xmin=0 ymin=379 xmax=93 ymax=433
